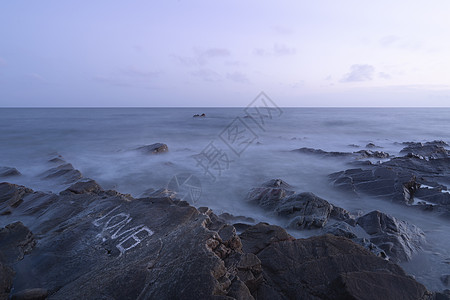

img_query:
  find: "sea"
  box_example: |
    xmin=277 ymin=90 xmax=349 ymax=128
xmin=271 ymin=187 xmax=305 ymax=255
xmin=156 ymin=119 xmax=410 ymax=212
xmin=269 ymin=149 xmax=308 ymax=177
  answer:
xmin=1 ymin=107 xmax=449 ymax=291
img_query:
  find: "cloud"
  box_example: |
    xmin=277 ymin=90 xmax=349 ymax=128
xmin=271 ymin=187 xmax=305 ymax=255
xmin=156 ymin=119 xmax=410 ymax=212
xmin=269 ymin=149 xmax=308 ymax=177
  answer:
xmin=273 ymin=26 xmax=294 ymax=35
xmin=120 ymin=66 xmax=161 ymax=78
xmin=341 ymin=64 xmax=375 ymax=82
xmin=226 ymin=72 xmax=249 ymax=84
xmin=191 ymin=69 xmax=221 ymax=82
xmin=378 ymin=72 xmax=391 ymax=79
xmin=174 ymin=47 xmax=231 ymax=66
xmin=380 ymin=35 xmax=400 ymax=47
xmin=253 ymin=44 xmax=296 ymax=57
xmin=274 ymin=44 xmax=296 ymax=56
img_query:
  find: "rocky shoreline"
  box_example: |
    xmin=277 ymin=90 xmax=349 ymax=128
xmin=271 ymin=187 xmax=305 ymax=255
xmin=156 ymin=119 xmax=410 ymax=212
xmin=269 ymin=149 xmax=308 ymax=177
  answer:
xmin=1 ymin=141 xmax=450 ymax=299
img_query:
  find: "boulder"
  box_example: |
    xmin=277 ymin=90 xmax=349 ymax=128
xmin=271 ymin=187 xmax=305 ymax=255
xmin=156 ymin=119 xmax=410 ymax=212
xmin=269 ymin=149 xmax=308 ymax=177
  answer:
xmin=240 ymin=224 xmax=430 ymax=300
xmin=0 ymin=167 xmax=21 ymax=177
xmin=0 ymin=222 xmax=35 ymax=264
xmin=40 ymin=162 xmax=83 ymax=184
xmin=357 ymin=210 xmax=426 ymax=262
xmin=60 ymin=179 xmax=104 ymax=195
xmin=246 ymin=180 xmax=355 ymax=229
xmin=136 ymin=143 xmax=169 ymax=154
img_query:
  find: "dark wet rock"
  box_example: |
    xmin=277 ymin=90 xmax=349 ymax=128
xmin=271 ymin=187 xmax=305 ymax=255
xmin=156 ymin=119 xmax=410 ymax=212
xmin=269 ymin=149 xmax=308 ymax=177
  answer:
xmin=348 ymin=144 xmax=360 ymax=148
xmin=139 ymin=187 xmax=177 ymax=199
xmin=293 ymin=147 xmax=351 ymax=157
xmin=366 ymin=142 xmax=382 ymax=148
xmin=400 ymin=141 xmax=450 ymax=159
xmin=0 ymin=222 xmax=35 ymax=265
xmin=354 ymin=149 xmax=390 ymax=159
xmin=218 ymin=213 xmax=256 ymax=227
xmin=277 ymin=192 xmax=335 ymax=229
xmin=247 ymin=180 xmax=355 ymax=229
xmin=0 ymin=261 xmax=14 ymax=300
xmin=136 ymin=143 xmax=169 ymax=154
xmin=435 ymin=290 xmax=450 ymax=300
xmin=239 ymin=223 xmax=294 ymax=255
xmin=40 ymin=162 xmax=83 ymax=184
xmin=353 ymin=237 xmax=388 ymax=259
xmin=442 ymin=275 xmax=450 ymax=287
xmin=246 ymin=182 xmax=294 ymax=211
xmin=357 ymin=210 xmax=426 ymax=262
xmin=323 ymin=221 xmax=357 ymax=239
xmin=244 ymin=227 xmax=430 ymax=300
xmin=11 ymin=288 xmax=48 ymax=300
xmin=0 ymin=183 xmax=34 ymax=214
xmin=193 ymin=113 xmax=206 ymax=117
xmin=0 ymin=183 xmax=256 ymax=299
xmin=60 ymin=179 xmax=104 ymax=195
xmin=0 ymin=167 xmax=21 ymax=177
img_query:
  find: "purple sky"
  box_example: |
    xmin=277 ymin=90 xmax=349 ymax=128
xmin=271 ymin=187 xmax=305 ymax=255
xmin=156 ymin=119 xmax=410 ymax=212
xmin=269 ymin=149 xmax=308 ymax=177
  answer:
xmin=1 ymin=1 xmax=450 ymax=107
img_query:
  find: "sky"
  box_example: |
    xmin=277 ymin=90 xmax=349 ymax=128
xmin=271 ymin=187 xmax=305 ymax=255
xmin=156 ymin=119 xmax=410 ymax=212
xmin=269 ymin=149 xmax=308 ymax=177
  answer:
xmin=1 ymin=0 xmax=450 ymax=107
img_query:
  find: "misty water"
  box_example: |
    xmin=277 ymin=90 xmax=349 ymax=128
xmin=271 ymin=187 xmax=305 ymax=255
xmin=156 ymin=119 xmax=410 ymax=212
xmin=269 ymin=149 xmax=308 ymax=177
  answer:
xmin=1 ymin=107 xmax=449 ymax=291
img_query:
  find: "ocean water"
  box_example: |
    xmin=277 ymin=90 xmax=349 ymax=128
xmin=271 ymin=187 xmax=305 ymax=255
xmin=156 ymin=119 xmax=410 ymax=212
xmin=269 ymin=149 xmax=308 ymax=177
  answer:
xmin=1 ymin=107 xmax=450 ymax=291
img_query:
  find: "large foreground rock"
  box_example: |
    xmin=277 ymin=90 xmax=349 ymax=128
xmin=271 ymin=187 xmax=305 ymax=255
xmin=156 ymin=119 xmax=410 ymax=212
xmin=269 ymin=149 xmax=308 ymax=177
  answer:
xmin=239 ymin=224 xmax=431 ymax=300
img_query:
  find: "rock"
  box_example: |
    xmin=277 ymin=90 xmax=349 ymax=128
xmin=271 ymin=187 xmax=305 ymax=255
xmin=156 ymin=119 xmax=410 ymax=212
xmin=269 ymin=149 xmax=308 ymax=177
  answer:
xmin=292 ymin=147 xmax=352 ymax=157
xmin=357 ymin=210 xmax=426 ymax=262
xmin=60 ymin=179 xmax=104 ymax=195
xmin=442 ymin=274 xmax=450 ymax=287
xmin=11 ymin=288 xmax=48 ymax=300
xmin=250 ymin=232 xmax=429 ymax=300
xmin=247 ymin=180 xmax=355 ymax=229
xmin=354 ymin=149 xmax=390 ymax=159
xmin=136 ymin=143 xmax=169 ymax=154
xmin=277 ymin=192 xmax=335 ymax=229
xmin=40 ymin=162 xmax=83 ymax=184
xmin=366 ymin=142 xmax=382 ymax=148
xmin=400 ymin=141 xmax=450 ymax=159
xmin=246 ymin=181 xmax=294 ymax=211
xmin=193 ymin=113 xmax=206 ymax=117
xmin=0 ymin=183 xmax=252 ymax=299
xmin=0 ymin=183 xmax=34 ymax=214
xmin=0 ymin=167 xmax=21 ymax=177
xmin=0 ymin=222 xmax=35 ymax=264
xmin=239 ymin=223 xmax=294 ymax=254
xmin=0 ymin=261 xmax=14 ymax=300
xmin=323 ymin=222 xmax=357 ymax=239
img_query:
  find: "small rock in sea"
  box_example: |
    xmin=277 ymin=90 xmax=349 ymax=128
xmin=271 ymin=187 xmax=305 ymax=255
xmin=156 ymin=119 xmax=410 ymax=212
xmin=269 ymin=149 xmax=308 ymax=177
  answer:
xmin=366 ymin=143 xmax=382 ymax=148
xmin=193 ymin=113 xmax=206 ymax=117
xmin=136 ymin=143 xmax=168 ymax=154
xmin=441 ymin=274 xmax=450 ymax=287
xmin=0 ymin=166 xmax=21 ymax=177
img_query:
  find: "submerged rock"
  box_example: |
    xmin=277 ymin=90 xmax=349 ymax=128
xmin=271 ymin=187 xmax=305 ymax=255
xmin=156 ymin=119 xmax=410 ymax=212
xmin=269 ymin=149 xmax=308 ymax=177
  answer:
xmin=0 ymin=167 xmax=21 ymax=177
xmin=136 ymin=143 xmax=169 ymax=154
xmin=357 ymin=210 xmax=426 ymax=262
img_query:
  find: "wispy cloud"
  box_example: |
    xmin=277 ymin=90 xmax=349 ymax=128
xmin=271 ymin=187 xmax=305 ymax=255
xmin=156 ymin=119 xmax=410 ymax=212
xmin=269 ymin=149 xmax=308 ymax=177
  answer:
xmin=380 ymin=35 xmax=401 ymax=47
xmin=273 ymin=26 xmax=294 ymax=35
xmin=378 ymin=72 xmax=391 ymax=79
xmin=173 ymin=47 xmax=231 ymax=66
xmin=191 ymin=69 xmax=221 ymax=82
xmin=341 ymin=64 xmax=375 ymax=82
xmin=226 ymin=71 xmax=249 ymax=84
xmin=120 ymin=66 xmax=161 ymax=78
xmin=253 ymin=44 xmax=296 ymax=56
xmin=94 ymin=66 xmax=161 ymax=88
